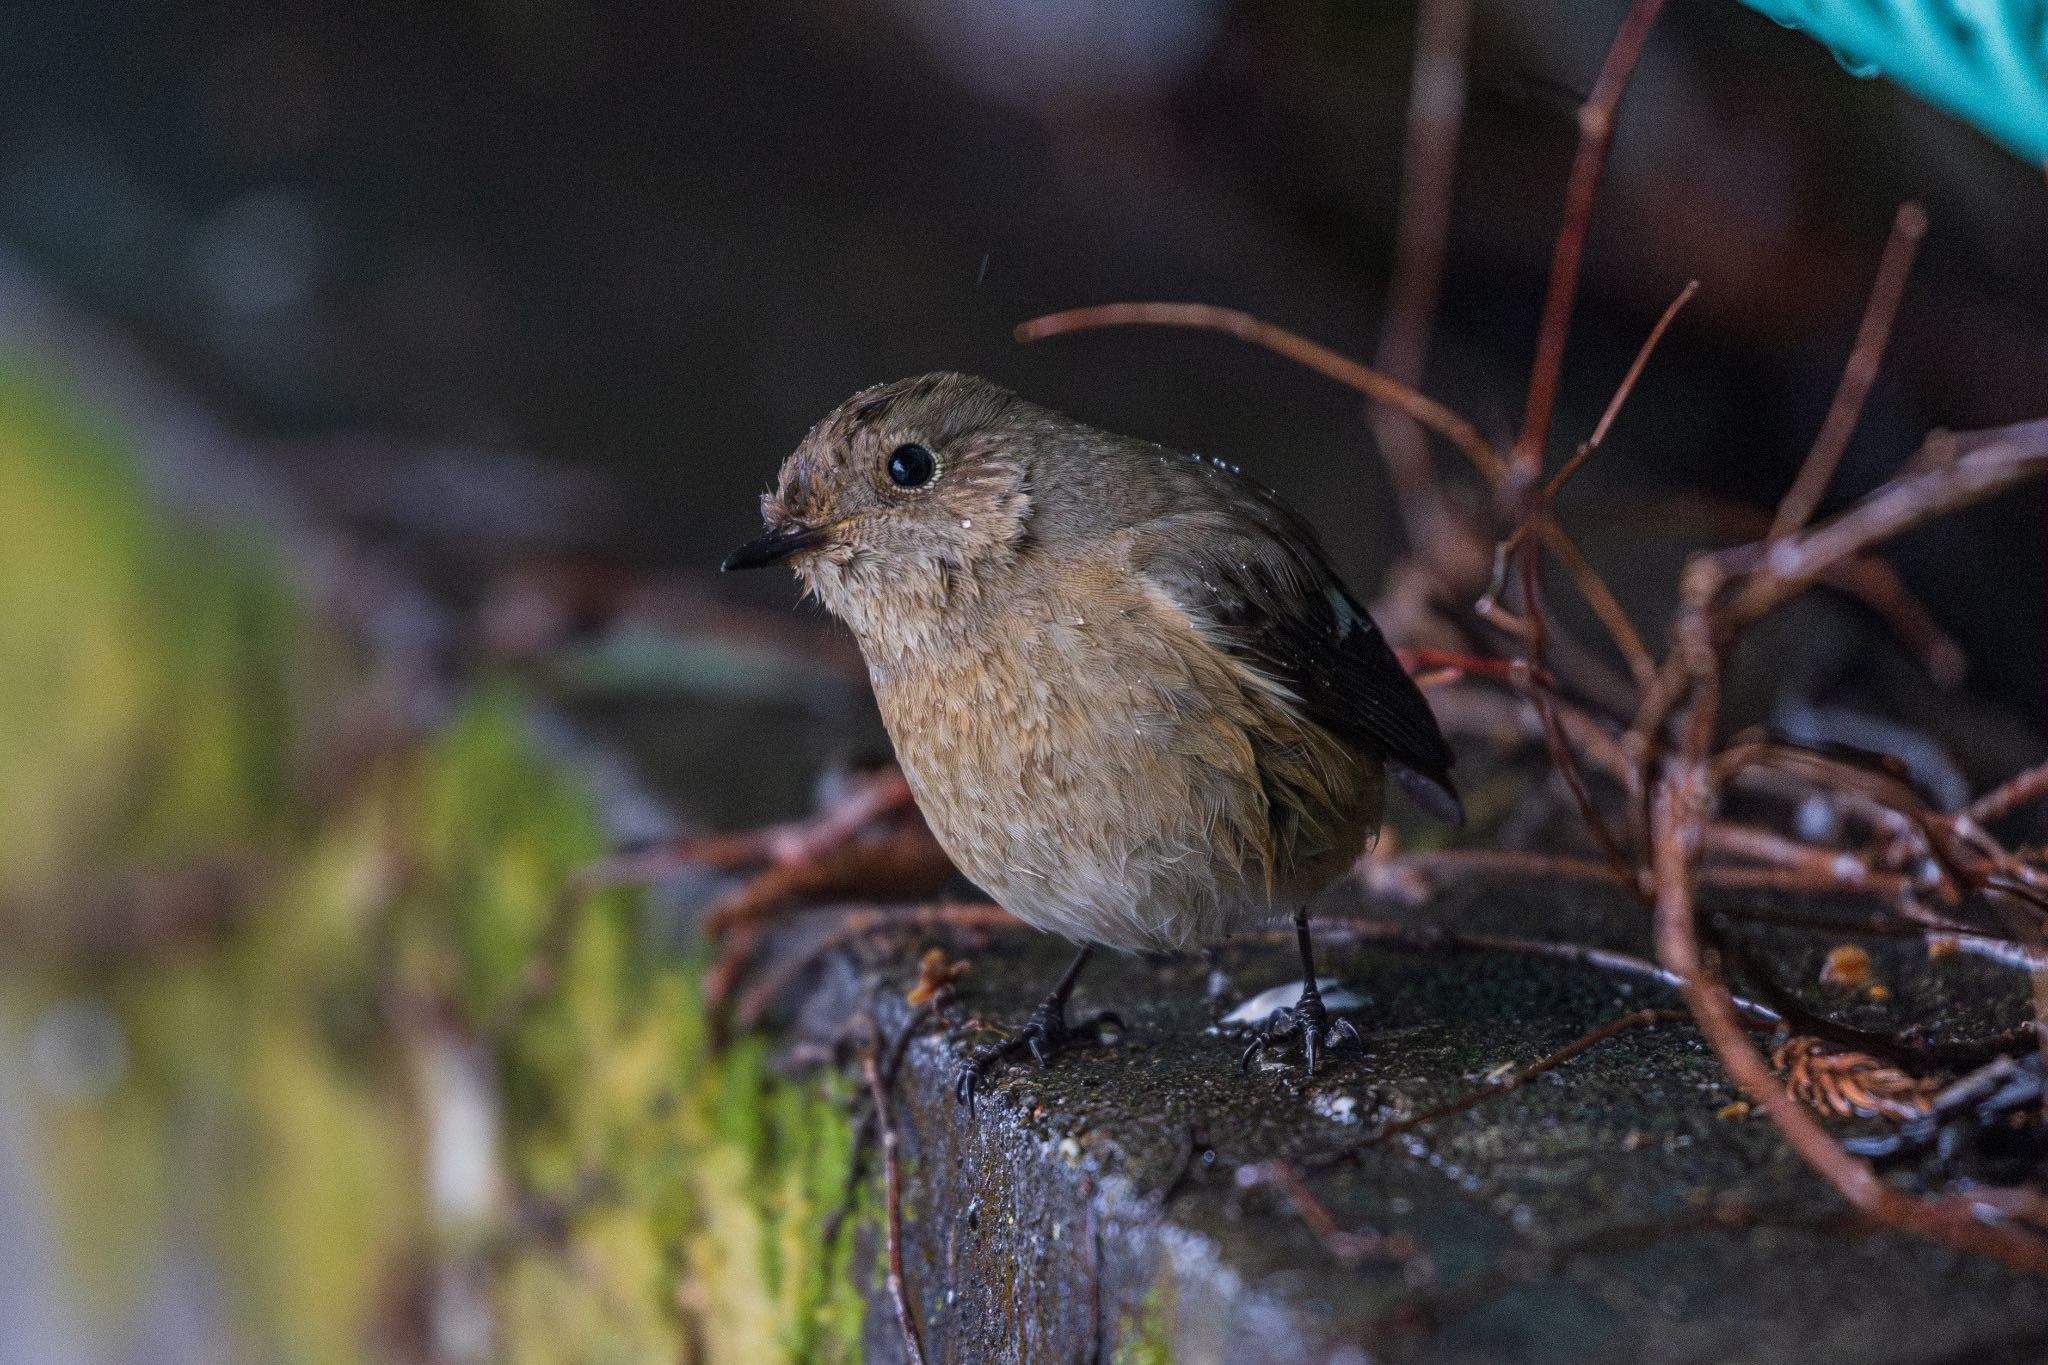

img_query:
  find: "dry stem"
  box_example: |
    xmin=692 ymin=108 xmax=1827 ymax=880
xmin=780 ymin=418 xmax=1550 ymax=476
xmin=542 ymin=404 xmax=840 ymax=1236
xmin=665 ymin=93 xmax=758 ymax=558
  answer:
xmin=1237 ymin=1161 xmax=1418 ymax=1264
xmin=1365 ymin=1008 xmax=1691 ymax=1145
xmin=1510 ymin=0 xmax=1668 ymax=485
xmin=863 ymin=1039 xmax=930 ymax=1365
xmin=1767 ymin=203 xmax=1928 ymax=540
xmin=1373 ymin=0 xmax=1477 ymax=550
xmin=1016 ymin=303 xmax=1504 ymax=483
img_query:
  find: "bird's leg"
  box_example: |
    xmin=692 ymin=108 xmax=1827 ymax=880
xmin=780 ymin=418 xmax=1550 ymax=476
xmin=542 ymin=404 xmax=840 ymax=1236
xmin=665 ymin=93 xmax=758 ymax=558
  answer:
xmin=1240 ymin=909 xmax=1360 ymax=1075
xmin=955 ymin=945 xmax=1122 ymax=1110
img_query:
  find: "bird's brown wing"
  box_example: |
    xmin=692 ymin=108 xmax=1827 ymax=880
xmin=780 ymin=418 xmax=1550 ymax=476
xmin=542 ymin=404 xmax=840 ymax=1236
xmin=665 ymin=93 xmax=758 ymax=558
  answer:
xmin=1126 ymin=490 xmax=1462 ymax=826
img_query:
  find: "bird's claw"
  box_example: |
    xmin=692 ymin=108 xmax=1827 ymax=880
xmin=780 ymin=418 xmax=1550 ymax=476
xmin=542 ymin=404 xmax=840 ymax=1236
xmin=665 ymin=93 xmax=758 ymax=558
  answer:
xmin=1238 ymin=994 xmax=1359 ymax=1075
xmin=954 ymin=1006 xmax=1123 ymax=1113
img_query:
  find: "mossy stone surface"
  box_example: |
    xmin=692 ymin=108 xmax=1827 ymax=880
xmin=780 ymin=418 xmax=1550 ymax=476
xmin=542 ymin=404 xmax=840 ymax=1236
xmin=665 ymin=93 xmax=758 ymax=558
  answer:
xmin=748 ymin=866 xmax=2046 ymax=1363
xmin=1 ymin=376 xmax=867 ymax=1363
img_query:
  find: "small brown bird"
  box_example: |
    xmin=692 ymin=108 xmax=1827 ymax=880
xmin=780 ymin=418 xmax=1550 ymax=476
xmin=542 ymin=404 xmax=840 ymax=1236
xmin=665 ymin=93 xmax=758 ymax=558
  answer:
xmin=724 ymin=374 xmax=1458 ymax=1093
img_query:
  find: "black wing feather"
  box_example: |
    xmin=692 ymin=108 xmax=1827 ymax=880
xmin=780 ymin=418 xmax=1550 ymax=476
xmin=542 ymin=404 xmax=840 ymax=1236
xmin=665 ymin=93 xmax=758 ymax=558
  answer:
xmin=1129 ymin=476 xmax=1460 ymax=824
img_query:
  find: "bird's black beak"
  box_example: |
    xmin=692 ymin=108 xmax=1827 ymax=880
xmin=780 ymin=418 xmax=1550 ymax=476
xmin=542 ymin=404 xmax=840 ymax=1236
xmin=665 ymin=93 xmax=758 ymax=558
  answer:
xmin=721 ymin=521 xmax=831 ymax=572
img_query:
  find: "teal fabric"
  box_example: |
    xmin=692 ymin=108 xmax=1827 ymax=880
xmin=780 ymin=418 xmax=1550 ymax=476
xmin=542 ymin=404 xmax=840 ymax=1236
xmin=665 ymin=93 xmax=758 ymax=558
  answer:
xmin=1740 ymin=0 xmax=2048 ymax=163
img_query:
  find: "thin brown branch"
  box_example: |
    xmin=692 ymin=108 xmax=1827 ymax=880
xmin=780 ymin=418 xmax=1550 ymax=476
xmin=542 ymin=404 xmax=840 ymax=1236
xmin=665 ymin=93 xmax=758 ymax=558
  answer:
xmin=1526 ymin=277 xmax=1699 ymax=518
xmin=1366 ymin=1008 xmax=1691 ymax=1145
xmin=1360 ymin=836 xmax=2043 ymax=966
xmin=1631 ymin=422 xmax=2048 ymax=757
xmin=1308 ymin=912 xmax=1782 ymax=1023
xmin=1710 ymin=903 xmax=2048 ymax=971
xmin=584 ymin=771 xmax=915 ymax=888
xmin=1540 ymin=518 xmax=1656 ymax=687
xmin=1725 ymin=418 xmax=2048 ymax=628
xmin=1652 ymin=756 xmax=2048 ymax=1274
xmin=1373 ymin=0 xmax=1477 ymax=545
xmin=1396 ymin=647 xmax=1555 ymax=690
xmin=1358 ymin=847 xmax=1624 ymax=899
xmin=1818 ymin=552 xmax=1967 ymax=687
xmin=1511 ymin=0 xmax=1669 ymax=483
xmin=1544 ymin=694 xmax=1640 ymax=791
xmin=1699 ymin=822 xmax=1897 ymax=892
xmin=1605 ymin=494 xmax=1966 ymax=686
xmin=822 ymin=1005 xmax=934 ymax=1260
xmin=1016 ymin=303 xmax=1504 ymax=483
xmin=1518 ymin=545 xmax=1640 ymax=889
xmin=1768 ymin=203 xmax=1929 ymax=540
xmin=1968 ymin=760 xmax=2048 ymax=827
xmin=862 ymin=1041 xmax=930 ymax=1365
xmin=1376 ymin=0 xmax=1474 ymax=392
xmin=1646 ymin=522 xmax=2048 ymax=1271
xmin=701 ymin=817 xmax=954 ymax=939
xmin=1238 ymin=1161 xmax=1418 ymax=1264
xmin=1582 ymin=278 xmax=1699 ymax=463
xmin=734 ymin=902 xmax=1016 ymax=1030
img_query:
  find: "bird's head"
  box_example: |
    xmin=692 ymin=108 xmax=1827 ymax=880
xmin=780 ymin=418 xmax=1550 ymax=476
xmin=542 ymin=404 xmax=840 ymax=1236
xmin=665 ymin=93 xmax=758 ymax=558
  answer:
xmin=723 ymin=373 xmax=1048 ymax=644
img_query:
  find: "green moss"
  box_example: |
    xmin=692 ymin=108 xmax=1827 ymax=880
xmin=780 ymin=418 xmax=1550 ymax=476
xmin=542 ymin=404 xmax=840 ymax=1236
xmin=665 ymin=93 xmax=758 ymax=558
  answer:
xmin=1112 ymin=1282 xmax=1177 ymax=1365
xmin=0 ymin=364 xmax=311 ymax=933
xmin=0 ymin=368 xmax=868 ymax=1363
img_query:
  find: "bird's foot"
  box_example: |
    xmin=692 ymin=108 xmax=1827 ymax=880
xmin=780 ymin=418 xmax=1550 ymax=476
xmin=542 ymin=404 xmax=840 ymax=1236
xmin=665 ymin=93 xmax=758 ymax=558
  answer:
xmin=954 ymin=995 xmax=1123 ymax=1112
xmin=1239 ymin=988 xmax=1359 ymax=1075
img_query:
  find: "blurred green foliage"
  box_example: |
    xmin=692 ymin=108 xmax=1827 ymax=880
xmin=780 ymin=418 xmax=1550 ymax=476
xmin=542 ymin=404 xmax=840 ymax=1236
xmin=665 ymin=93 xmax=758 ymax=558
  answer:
xmin=0 ymin=369 xmax=866 ymax=1362
xmin=0 ymin=365 xmax=308 ymax=928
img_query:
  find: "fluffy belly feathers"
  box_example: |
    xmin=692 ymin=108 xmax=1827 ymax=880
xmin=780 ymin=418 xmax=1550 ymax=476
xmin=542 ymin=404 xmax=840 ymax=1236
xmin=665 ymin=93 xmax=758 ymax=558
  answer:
xmin=870 ymin=590 xmax=1381 ymax=953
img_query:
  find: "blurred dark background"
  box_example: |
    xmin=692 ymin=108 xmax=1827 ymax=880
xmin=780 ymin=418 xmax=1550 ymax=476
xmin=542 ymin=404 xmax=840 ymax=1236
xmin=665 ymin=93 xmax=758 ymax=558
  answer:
xmin=3 ymin=0 xmax=2043 ymax=725
xmin=4 ymin=10 xmax=2047 ymax=1356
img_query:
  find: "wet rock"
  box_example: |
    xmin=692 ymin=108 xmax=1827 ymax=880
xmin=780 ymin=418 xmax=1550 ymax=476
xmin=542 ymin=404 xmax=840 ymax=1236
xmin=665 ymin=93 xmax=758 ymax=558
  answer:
xmin=766 ymin=874 xmax=2045 ymax=1363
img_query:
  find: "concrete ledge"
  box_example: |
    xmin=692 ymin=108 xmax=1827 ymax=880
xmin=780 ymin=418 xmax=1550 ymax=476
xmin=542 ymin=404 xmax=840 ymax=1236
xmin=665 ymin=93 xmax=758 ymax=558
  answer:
xmin=779 ymin=877 xmax=2044 ymax=1362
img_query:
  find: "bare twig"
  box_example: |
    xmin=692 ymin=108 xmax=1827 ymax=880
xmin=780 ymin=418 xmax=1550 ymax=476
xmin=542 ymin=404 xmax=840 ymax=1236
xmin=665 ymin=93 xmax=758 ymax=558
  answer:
xmin=1364 ymin=1008 xmax=1691 ymax=1145
xmin=735 ymin=902 xmax=1015 ymax=1029
xmin=1652 ymin=749 xmax=2048 ymax=1274
xmin=1397 ymin=647 xmax=1555 ymax=691
xmin=1016 ymin=303 xmax=1504 ymax=484
xmin=1526 ymin=278 xmax=1700 ymax=517
xmin=1607 ymin=494 xmax=1966 ymax=685
xmin=584 ymin=770 xmax=914 ymax=889
xmin=1373 ymin=0 xmax=1478 ymax=547
xmin=1640 ymin=418 xmax=2048 ymax=1274
xmin=822 ymin=1005 xmax=935 ymax=1257
xmin=1540 ymin=519 xmax=1656 ymax=688
xmin=1307 ymin=912 xmax=1781 ymax=1023
xmin=1817 ymin=551 xmax=1967 ymax=687
xmin=1360 ymin=839 xmax=1927 ymax=908
xmin=1582 ymin=279 xmax=1699 ymax=463
xmin=1519 ymin=544 xmax=1640 ymax=889
xmin=1485 ymin=280 xmax=1698 ymax=679
xmin=1511 ymin=0 xmax=1669 ymax=484
xmin=1968 ymin=760 xmax=2048 ymax=827
xmin=1767 ymin=203 xmax=1928 ymax=540
xmin=1236 ymin=1160 xmax=1418 ymax=1264
xmin=1699 ymin=823 xmax=1889 ymax=889
xmin=1712 ymin=904 xmax=2048 ymax=972
xmin=862 ymin=1039 xmax=929 ymax=1365
xmin=702 ymin=817 xmax=954 ymax=938
xmin=1628 ymin=423 xmax=2048 ymax=762
xmin=1724 ymin=419 xmax=2048 ymax=629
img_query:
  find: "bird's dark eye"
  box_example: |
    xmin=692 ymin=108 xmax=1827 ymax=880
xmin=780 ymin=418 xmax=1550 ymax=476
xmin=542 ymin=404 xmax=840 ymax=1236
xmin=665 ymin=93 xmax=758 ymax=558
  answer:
xmin=887 ymin=442 xmax=936 ymax=489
